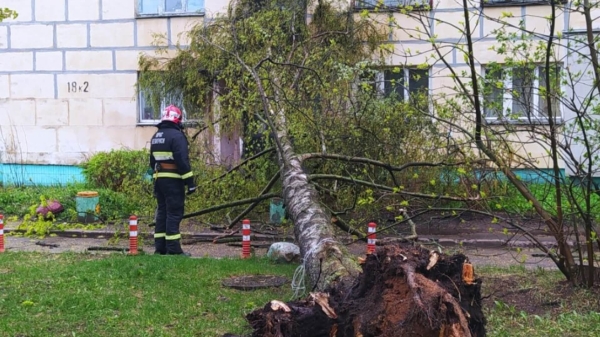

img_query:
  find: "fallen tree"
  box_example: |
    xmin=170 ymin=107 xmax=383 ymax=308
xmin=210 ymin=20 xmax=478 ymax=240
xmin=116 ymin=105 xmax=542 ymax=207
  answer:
xmin=139 ymin=0 xmax=487 ymax=335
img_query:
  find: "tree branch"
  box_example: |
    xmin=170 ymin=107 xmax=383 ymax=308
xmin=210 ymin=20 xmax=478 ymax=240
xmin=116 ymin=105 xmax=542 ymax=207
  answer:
xmin=147 ymin=193 xmax=280 ymax=227
xmin=206 ymin=147 xmax=275 ymax=184
xmin=309 ymin=174 xmax=482 ymax=202
xmin=226 ymin=171 xmax=282 ymax=229
xmin=301 ymin=153 xmax=482 ymax=172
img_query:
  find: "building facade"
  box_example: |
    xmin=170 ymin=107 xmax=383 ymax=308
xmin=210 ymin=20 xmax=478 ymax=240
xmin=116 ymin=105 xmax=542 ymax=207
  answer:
xmin=359 ymin=0 xmax=599 ymax=179
xmin=0 ymin=0 xmax=598 ymax=185
xmin=0 ymin=0 xmax=233 ymax=185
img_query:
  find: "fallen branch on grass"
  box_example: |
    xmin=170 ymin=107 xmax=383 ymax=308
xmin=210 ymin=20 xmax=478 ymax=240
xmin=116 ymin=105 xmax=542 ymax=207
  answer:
xmin=35 ymin=241 xmax=60 ymax=248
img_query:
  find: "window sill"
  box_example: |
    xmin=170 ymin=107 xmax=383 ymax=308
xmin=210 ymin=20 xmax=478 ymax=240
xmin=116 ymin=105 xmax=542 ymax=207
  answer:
xmin=136 ymin=12 xmax=205 ymax=19
xmin=485 ymin=117 xmax=564 ymax=126
xmin=137 ymin=121 xmax=202 ymax=127
xmin=481 ymin=0 xmax=567 ymax=7
xmin=137 ymin=122 xmax=160 ymax=127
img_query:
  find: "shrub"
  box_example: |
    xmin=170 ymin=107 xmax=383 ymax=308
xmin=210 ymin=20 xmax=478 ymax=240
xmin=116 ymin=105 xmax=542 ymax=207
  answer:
xmin=0 ymin=184 xmax=84 ymax=218
xmin=0 ymin=183 xmax=155 ymax=223
xmin=81 ymin=149 xmax=150 ymax=193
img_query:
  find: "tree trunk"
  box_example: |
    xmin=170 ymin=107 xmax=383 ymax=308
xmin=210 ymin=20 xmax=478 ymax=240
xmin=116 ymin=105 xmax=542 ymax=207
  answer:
xmin=276 ymin=125 xmax=361 ymax=291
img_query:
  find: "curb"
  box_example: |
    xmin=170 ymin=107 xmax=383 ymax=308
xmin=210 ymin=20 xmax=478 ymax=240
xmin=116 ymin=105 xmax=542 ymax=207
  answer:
xmin=3 ymin=228 xmax=291 ymax=242
xmin=3 ymin=228 xmax=560 ymax=249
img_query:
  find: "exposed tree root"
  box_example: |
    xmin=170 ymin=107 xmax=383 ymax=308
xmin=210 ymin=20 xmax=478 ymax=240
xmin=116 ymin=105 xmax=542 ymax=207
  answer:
xmin=245 ymin=243 xmax=486 ymax=337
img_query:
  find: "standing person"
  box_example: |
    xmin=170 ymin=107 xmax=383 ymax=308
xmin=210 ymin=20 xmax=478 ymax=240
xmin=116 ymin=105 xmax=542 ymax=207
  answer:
xmin=150 ymin=105 xmax=196 ymax=256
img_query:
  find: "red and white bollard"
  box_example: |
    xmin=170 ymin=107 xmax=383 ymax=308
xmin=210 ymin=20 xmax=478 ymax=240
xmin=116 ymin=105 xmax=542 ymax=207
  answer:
xmin=241 ymin=219 xmax=251 ymax=259
xmin=0 ymin=214 xmax=4 ymax=253
xmin=367 ymin=222 xmax=377 ymax=254
xmin=129 ymin=215 xmax=138 ymax=255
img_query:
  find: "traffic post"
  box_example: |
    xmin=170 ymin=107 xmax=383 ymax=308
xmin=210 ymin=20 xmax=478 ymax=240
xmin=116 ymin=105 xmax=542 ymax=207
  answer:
xmin=367 ymin=222 xmax=377 ymax=254
xmin=241 ymin=219 xmax=251 ymax=259
xmin=129 ymin=215 xmax=138 ymax=255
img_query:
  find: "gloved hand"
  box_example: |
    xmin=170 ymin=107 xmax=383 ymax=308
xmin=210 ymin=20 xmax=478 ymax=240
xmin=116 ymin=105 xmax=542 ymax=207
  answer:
xmin=187 ymin=184 xmax=197 ymax=195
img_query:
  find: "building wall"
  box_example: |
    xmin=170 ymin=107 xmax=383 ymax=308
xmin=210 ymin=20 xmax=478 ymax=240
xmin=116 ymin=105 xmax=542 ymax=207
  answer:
xmin=1 ymin=0 xmax=598 ymax=184
xmin=373 ymin=1 xmax=600 ymax=170
xmin=564 ymin=30 xmax=600 ymax=177
xmin=0 ymin=0 xmax=210 ymax=176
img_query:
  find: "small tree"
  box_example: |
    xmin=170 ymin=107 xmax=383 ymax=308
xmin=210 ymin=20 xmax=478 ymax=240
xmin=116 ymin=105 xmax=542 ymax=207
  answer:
xmin=376 ymin=0 xmax=600 ymax=285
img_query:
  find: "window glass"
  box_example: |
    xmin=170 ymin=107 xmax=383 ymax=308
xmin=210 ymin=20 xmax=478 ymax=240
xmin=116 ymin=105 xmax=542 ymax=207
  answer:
xmin=165 ymin=0 xmax=183 ymax=12
xmin=139 ymin=0 xmax=205 ymax=15
xmin=483 ymin=69 xmax=504 ymax=118
xmin=511 ymin=67 xmax=534 ymax=117
xmin=384 ymin=69 xmax=405 ymax=101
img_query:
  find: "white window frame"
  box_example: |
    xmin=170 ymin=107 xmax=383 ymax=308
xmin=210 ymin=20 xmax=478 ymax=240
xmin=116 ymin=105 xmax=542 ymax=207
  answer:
xmin=137 ymin=0 xmax=204 ymax=17
xmin=482 ymin=64 xmax=563 ymax=124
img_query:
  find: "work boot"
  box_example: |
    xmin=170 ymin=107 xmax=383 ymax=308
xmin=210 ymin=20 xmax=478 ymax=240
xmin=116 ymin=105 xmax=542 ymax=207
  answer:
xmin=166 ymin=239 xmax=186 ymax=255
xmin=154 ymin=237 xmax=167 ymax=255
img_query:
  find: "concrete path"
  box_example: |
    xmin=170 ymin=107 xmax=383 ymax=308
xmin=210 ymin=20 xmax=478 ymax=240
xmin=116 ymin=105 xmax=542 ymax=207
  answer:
xmin=1 ymin=230 xmax=560 ymax=270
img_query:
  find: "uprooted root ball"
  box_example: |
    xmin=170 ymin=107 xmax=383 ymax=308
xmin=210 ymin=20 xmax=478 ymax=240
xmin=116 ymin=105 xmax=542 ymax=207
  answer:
xmin=246 ymin=243 xmax=486 ymax=337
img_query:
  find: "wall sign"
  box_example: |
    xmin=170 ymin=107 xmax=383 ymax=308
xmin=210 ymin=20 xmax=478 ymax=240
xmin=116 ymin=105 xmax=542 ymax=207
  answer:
xmin=67 ymin=81 xmax=89 ymax=93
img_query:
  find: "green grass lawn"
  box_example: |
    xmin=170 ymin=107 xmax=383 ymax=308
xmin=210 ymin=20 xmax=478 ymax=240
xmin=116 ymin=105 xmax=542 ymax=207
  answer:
xmin=1 ymin=253 xmax=600 ymax=337
xmin=0 ymin=253 xmax=297 ymax=337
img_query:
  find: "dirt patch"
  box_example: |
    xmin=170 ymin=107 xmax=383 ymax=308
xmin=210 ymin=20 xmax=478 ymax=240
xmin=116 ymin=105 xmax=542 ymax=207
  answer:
xmin=482 ymin=274 xmax=545 ymax=315
xmin=222 ymin=275 xmax=289 ymax=290
xmin=483 ymin=274 xmax=600 ymax=316
xmin=245 ymin=243 xmax=486 ymax=337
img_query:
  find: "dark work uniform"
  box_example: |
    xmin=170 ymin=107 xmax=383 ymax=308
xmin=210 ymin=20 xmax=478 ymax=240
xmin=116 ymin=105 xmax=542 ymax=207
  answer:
xmin=150 ymin=121 xmax=194 ymax=255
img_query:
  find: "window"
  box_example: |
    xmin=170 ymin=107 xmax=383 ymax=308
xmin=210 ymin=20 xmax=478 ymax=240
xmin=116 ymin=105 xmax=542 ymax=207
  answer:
xmin=482 ymin=64 xmax=561 ymax=123
xmin=138 ymin=88 xmax=186 ymax=124
xmin=138 ymin=0 xmax=204 ymax=16
xmin=364 ymin=67 xmax=429 ymax=104
xmin=355 ymin=0 xmax=431 ymax=10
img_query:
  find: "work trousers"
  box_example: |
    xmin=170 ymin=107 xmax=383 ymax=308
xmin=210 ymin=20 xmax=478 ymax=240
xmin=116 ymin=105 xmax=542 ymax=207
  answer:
xmin=154 ymin=178 xmax=186 ymax=255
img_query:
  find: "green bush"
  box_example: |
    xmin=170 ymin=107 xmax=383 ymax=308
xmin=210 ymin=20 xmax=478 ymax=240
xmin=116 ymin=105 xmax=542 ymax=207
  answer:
xmin=77 ymin=149 xmax=155 ymax=221
xmin=81 ymin=149 xmax=150 ymax=193
xmin=0 ymin=149 xmax=157 ymax=223
xmin=0 ymin=183 xmax=155 ymax=223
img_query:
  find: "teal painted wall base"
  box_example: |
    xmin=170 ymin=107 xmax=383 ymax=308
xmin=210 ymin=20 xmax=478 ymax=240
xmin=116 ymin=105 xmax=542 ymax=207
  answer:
xmin=489 ymin=168 xmax=565 ymax=184
xmin=0 ymin=164 xmax=597 ymax=188
xmin=440 ymin=168 xmax=566 ymax=184
xmin=0 ymin=164 xmax=85 ymax=186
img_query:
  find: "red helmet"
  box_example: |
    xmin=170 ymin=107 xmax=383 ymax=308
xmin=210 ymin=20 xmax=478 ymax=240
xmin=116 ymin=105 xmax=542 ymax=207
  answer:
xmin=161 ymin=105 xmax=182 ymax=124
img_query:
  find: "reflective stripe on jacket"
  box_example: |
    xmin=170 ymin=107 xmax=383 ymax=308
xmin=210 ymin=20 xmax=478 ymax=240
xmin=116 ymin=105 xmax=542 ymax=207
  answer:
xmin=149 ymin=122 xmax=194 ymax=185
